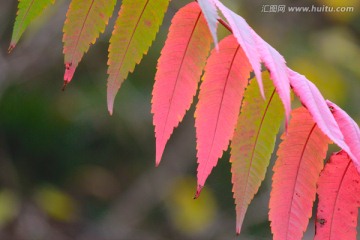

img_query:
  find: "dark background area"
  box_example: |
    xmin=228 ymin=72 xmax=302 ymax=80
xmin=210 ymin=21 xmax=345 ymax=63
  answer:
xmin=0 ymin=0 xmax=359 ymax=239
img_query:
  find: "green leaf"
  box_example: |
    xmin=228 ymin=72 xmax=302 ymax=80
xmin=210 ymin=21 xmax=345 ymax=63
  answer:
xmin=107 ymin=0 xmax=169 ymax=114
xmin=230 ymin=71 xmax=284 ymax=234
xmin=9 ymin=0 xmax=55 ymax=52
xmin=62 ymin=0 xmax=116 ymax=84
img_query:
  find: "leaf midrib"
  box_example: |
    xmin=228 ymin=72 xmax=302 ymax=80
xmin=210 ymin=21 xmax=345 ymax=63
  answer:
xmin=329 ymin=159 xmax=351 ymax=238
xmin=198 ymin=44 xmax=241 ymax=185
xmin=237 ymin=89 xmax=276 ymax=213
xmin=285 ymin=123 xmax=317 ymax=239
xmin=66 ymin=0 xmax=96 ymax=65
xmin=158 ymin=11 xmax=203 ymax=149
xmin=109 ymin=0 xmax=150 ymax=81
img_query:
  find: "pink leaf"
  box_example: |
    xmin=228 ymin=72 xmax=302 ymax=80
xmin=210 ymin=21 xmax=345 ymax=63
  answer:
xmin=326 ymin=100 xmax=360 ymax=172
xmin=288 ymin=69 xmax=349 ymax=152
xmin=315 ymin=150 xmax=360 ymax=240
xmin=151 ymin=2 xmax=212 ymax=166
xmin=270 ymin=107 xmax=331 ymax=240
xmin=197 ymin=0 xmax=218 ymax=47
xmin=213 ymin=0 xmax=263 ymax=98
xmin=195 ymin=35 xmax=251 ymax=197
xmin=252 ymin=31 xmax=291 ymax=121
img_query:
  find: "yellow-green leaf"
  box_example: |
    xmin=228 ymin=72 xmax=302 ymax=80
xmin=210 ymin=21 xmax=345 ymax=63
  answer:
xmin=63 ymin=0 xmax=116 ymax=84
xmin=107 ymin=0 xmax=169 ymax=114
xmin=9 ymin=0 xmax=55 ymax=52
xmin=230 ymin=71 xmax=284 ymax=234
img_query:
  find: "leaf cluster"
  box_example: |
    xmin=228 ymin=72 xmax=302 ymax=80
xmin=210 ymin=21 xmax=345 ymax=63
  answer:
xmin=8 ymin=0 xmax=360 ymax=239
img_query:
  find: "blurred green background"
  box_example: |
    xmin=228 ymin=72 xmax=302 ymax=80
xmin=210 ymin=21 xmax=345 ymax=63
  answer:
xmin=0 ymin=0 xmax=359 ymax=239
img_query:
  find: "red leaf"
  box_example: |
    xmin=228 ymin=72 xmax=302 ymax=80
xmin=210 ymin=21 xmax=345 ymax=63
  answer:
xmin=195 ymin=35 xmax=251 ymax=197
xmin=326 ymin=100 xmax=360 ymax=172
xmin=270 ymin=107 xmax=331 ymax=240
xmin=315 ymin=150 xmax=360 ymax=240
xmin=151 ymin=2 xmax=212 ymax=166
xmin=288 ymin=69 xmax=349 ymax=153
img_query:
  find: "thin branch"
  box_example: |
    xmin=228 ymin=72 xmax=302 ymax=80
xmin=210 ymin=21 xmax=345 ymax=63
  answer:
xmin=218 ymin=18 xmax=232 ymax=33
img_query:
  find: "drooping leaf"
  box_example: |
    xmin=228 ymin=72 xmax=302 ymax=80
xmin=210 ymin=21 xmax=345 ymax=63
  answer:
xmin=62 ymin=0 xmax=116 ymax=84
xmin=195 ymin=35 xmax=251 ymax=197
xmin=9 ymin=0 xmax=55 ymax=52
xmin=213 ymin=0 xmax=263 ymax=97
xmin=269 ymin=107 xmax=331 ymax=240
xmin=315 ymin=150 xmax=360 ymax=240
xmin=288 ymin=69 xmax=350 ymax=154
xmin=197 ymin=0 xmax=218 ymax=47
xmin=252 ymin=31 xmax=291 ymax=122
xmin=326 ymin=100 xmax=360 ymax=171
xmin=151 ymin=2 xmax=212 ymax=166
xmin=230 ymin=71 xmax=284 ymax=234
xmin=107 ymin=0 xmax=169 ymax=114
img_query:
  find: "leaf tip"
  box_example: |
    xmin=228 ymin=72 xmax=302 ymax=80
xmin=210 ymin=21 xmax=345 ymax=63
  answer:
xmin=108 ymin=106 xmax=113 ymax=116
xmin=107 ymin=78 xmax=122 ymax=116
xmin=107 ymin=94 xmax=114 ymax=115
xmin=252 ymin=68 xmax=265 ymax=100
xmin=155 ymin=141 xmax=165 ymax=167
xmin=64 ymin=63 xmax=75 ymax=82
xmin=8 ymin=44 xmax=15 ymax=53
xmin=255 ymin=71 xmax=265 ymax=100
xmin=62 ymin=81 xmax=69 ymax=91
xmin=155 ymin=157 xmax=160 ymax=167
xmin=235 ymin=222 xmax=243 ymax=235
xmin=107 ymin=89 xmax=115 ymax=116
xmin=155 ymin=156 xmax=161 ymax=167
xmin=193 ymin=184 xmax=203 ymax=199
xmin=284 ymin=118 xmax=289 ymax=132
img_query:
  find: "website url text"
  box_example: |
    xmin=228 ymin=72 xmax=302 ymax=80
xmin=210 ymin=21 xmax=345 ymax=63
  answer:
xmin=261 ymin=5 xmax=355 ymax=13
